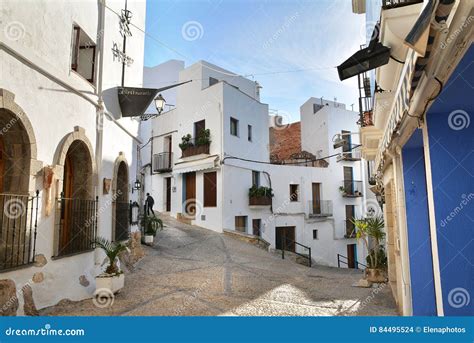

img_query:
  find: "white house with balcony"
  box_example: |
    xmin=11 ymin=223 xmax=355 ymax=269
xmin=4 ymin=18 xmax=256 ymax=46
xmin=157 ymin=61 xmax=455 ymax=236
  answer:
xmin=0 ymin=0 xmax=146 ymax=314
xmin=142 ymin=61 xmax=375 ymax=269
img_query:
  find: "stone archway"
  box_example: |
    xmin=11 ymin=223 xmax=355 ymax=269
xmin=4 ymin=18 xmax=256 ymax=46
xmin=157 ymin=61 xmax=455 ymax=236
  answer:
xmin=112 ymin=154 xmax=130 ymax=241
xmin=53 ymin=127 xmax=96 ymax=256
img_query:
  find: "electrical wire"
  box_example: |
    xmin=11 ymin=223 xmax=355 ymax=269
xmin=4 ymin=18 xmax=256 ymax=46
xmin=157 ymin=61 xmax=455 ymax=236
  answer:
xmin=390 ymin=55 xmax=405 ymax=64
xmin=222 ymin=144 xmax=362 ymax=166
xmin=406 ymin=76 xmax=444 ymax=120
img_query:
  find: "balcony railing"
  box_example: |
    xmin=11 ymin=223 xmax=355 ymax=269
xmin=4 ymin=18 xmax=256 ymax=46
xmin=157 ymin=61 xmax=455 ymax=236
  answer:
xmin=0 ymin=191 xmax=39 ymax=272
xmin=308 ymin=200 xmax=333 ymax=217
xmin=344 ymin=220 xmax=357 ymax=238
xmin=180 ymin=138 xmax=210 ymax=158
xmin=340 ymin=180 xmax=363 ymax=197
xmin=382 ymin=0 xmax=423 ymax=10
xmin=337 ymin=150 xmax=362 ymax=162
xmin=55 ymin=194 xmax=98 ymax=257
xmin=153 ymin=152 xmax=173 ymax=173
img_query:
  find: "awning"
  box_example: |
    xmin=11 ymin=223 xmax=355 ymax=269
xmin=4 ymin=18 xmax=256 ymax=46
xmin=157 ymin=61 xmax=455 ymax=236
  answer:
xmin=173 ymin=155 xmax=220 ymax=174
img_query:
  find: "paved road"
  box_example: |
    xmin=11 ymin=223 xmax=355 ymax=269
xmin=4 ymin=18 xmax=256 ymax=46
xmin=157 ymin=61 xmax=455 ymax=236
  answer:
xmin=42 ymin=215 xmax=397 ymax=316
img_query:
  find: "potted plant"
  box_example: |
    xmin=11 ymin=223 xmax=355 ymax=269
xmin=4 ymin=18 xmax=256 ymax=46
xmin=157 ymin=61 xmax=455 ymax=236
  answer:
xmin=142 ymin=216 xmax=164 ymax=244
xmin=196 ymin=129 xmax=211 ymax=146
xmin=249 ymin=186 xmax=274 ymax=205
xmin=352 ymin=215 xmax=387 ymax=283
xmin=339 ymin=186 xmax=347 ymax=195
xmin=179 ymin=134 xmax=193 ymax=151
xmin=94 ymin=237 xmax=127 ymax=293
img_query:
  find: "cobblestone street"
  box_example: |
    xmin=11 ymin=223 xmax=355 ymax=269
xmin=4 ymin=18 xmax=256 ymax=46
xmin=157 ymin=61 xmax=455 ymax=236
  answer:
xmin=41 ymin=216 xmax=397 ymax=316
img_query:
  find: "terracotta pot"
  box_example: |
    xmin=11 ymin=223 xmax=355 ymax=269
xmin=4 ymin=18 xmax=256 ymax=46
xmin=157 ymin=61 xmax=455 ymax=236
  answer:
xmin=365 ymin=268 xmax=386 ymax=283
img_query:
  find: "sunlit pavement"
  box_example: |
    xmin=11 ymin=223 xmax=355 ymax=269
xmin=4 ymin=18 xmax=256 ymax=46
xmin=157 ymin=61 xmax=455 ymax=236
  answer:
xmin=41 ymin=215 xmax=397 ymax=316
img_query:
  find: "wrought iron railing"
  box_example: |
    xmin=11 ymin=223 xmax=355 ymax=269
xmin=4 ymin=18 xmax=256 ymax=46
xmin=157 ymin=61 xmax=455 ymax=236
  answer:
xmin=0 ymin=191 xmax=39 ymax=272
xmin=56 ymin=194 xmax=98 ymax=257
xmin=337 ymin=253 xmax=367 ymax=270
xmin=340 ymin=180 xmax=363 ymax=197
xmin=113 ymin=201 xmax=130 ymax=241
xmin=382 ymin=0 xmax=423 ymax=10
xmin=337 ymin=150 xmax=362 ymax=161
xmin=153 ymin=152 xmax=173 ymax=173
xmin=308 ymin=200 xmax=333 ymax=217
xmin=281 ymin=235 xmax=312 ymax=267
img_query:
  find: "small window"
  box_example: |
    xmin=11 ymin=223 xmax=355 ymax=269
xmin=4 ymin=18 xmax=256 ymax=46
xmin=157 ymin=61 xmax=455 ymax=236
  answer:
xmin=290 ymin=184 xmax=299 ymax=202
xmin=230 ymin=117 xmax=239 ymax=136
xmin=235 ymin=216 xmax=247 ymax=233
xmin=203 ymin=172 xmax=217 ymax=207
xmin=209 ymin=77 xmax=219 ymax=86
xmin=252 ymin=171 xmax=260 ymax=187
xmin=252 ymin=219 xmax=261 ymax=237
xmin=71 ymin=25 xmax=96 ymax=83
xmin=248 ymin=125 xmax=253 ymax=141
xmin=313 ymin=229 xmax=318 ymax=240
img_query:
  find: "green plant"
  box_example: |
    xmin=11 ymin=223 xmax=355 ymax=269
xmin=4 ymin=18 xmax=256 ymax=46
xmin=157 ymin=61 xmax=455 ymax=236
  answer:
xmin=142 ymin=216 xmax=164 ymax=236
xmin=196 ymin=129 xmax=211 ymax=146
xmin=179 ymin=134 xmax=193 ymax=150
xmin=351 ymin=215 xmax=386 ymax=269
xmin=248 ymin=186 xmax=274 ymax=198
xmin=339 ymin=186 xmax=348 ymax=193
xmin=94 ymin=237 xmax=127 ymax=275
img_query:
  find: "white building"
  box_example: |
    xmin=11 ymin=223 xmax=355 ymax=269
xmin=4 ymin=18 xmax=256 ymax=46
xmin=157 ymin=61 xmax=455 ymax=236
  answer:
xmin=142 ymin=61 xmax=374 ymax=269
xmin=0 ymin=0 xmax=146 ymax=314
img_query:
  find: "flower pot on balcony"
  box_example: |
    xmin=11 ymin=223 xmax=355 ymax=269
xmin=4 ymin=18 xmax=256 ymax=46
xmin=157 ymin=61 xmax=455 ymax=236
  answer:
xmin=249 ymin=195 xmax=272 ymax=206
xmin=364 ymin=268 xmax=386 ymax=283
xmin=95 ymin=272 xmax=125 ymax=294
xmin=181 ymin=144 xmax=210 ymax=158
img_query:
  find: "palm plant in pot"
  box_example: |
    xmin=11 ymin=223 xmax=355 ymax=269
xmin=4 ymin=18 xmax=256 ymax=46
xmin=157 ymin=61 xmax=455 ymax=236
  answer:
xmin=142 ymin=216 xmax=164 ymax=245
xmin=94 ymin=237 xmax=128 ymax=293
xmin=352 ymin=215 xmax=387 ymax=283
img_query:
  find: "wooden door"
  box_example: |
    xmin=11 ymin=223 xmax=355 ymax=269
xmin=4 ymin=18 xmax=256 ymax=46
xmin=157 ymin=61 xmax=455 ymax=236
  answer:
xmin=347 ymin=244 xmax=356 ymax=268
xmin=184 ymin=172 xmax=196 ymax=216
xmin=252 ymin=219 xmax=261 ymax=236
xmin=312 ymin=183 xmax=321 ymax=214
xmin=194 ymin=120 xmax=205 ymax=137
xmin=343 ymin=166 xmax=353 ymax=194
xmin=276 ymin=226 xmax=295 ymax=252
xmin=342 ymin=130 xmax=352 ymax=156
xmin=0 ymin=137 xmax=5 ymax=193
xmin=165 ymin=177 xmax=171 ymax=212
xmin=61 ymin=155 xmax=74 ymax=251
xmin=235 ymin=216 xmax=247 ymax=233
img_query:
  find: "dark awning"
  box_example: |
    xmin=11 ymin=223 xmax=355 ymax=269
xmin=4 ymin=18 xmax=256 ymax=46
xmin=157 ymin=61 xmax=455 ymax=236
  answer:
xmin=337 ymin=43 xmax=391 ymax=81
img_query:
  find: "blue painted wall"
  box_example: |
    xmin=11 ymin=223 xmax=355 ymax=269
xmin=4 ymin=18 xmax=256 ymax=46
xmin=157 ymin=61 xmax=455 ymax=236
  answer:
xmin=402 ymin=129 xmax=437 ymax=315
xmin=426 ymin=44 xmax=474 ymax=316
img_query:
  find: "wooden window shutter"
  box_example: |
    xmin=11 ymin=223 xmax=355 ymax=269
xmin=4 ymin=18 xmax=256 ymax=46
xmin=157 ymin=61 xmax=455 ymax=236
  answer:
xmin=203 ymin=172 xmax=217 ymax=207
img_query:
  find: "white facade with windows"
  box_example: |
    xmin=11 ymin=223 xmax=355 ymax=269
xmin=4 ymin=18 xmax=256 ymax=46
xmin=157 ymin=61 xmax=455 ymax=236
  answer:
xmin=143 ymin=61 xmax=375 ymax=269
xmin=0 ymin=0 xmax=146 ymax=313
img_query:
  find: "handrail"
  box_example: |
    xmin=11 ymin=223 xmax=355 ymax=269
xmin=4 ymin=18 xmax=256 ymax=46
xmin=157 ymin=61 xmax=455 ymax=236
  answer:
xmin=337 ymin=253 xmax=367 ymax=270
xmin=281 ymin=235 xmax=312 ymax=267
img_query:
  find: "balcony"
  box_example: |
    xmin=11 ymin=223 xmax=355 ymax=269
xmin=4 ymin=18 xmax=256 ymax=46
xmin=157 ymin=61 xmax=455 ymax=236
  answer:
xmin=153 ymin=152 xmax=173 ymax=173
xmin=308 ymin=200 xmax=333 ymax=217
xmin=249 ymin=186 xmax=273 ymax=206
xmin=339 ymin=180 xmax=363 ymax=197
xmin=179 ymin=130 xmax=211 ymax=158
xmin=337 ymin=150 xmax=362 ymax=162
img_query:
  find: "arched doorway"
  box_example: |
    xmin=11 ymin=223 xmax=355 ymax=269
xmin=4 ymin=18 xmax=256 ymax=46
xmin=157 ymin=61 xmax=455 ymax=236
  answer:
xmin=58 ymin=139 xmax=95 ymax=256
xmin=0 ymin=108 xmax=34 ymax=270
xmin=113 ymin=161 xmax=129 ymax=241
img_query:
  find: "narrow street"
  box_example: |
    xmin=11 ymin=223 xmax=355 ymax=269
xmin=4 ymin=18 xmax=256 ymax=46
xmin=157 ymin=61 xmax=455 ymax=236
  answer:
xmin=41 ymin=216 xmax=397 ymax=316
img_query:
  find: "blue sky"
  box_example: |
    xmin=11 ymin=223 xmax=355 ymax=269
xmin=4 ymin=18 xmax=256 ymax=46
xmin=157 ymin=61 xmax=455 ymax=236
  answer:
xmin=144 ymin=0 xmax=366 ymax=122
